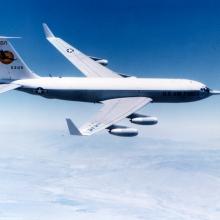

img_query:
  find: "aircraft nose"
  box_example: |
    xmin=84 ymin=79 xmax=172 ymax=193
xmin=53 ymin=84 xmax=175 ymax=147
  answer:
xmin=210 ymin=90 xmax=220 ymax=95
xmin=200 ymin=86 xmax=211 ymax=93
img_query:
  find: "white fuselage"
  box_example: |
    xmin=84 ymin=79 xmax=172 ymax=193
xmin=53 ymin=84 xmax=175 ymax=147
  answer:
xmin=15 ymin=77 xmax=210 ymax=103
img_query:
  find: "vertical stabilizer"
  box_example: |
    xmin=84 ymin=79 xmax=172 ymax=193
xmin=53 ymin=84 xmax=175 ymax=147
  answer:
xmin=0 ymin=37 xmax=39 ymax=80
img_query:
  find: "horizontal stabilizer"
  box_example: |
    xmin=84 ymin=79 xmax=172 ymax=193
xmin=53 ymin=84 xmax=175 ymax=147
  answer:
xmin=66 ymin=118 xmax=82 ymax=136
xmin=0 ymin=36 xmax=21 ymax=39
xmin=0 ymin=84 xmax=21 ymax=94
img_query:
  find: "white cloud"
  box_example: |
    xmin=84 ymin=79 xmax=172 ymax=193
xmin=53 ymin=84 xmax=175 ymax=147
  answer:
xmin=0 ymin=131 xmax=219 ymax=219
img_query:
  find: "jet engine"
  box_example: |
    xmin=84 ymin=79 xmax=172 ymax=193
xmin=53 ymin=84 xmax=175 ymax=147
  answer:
xmin=128 ymin=113 xmax=158 ymax=125
xmin=89 ymin=56 xmax=108 ymax=66
xmin=107 ymin=125 xmax=138 ymax=137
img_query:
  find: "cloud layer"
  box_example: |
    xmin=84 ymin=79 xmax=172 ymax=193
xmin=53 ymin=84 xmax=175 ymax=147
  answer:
xmin=0 ymin=131 xmax=219 ymax=220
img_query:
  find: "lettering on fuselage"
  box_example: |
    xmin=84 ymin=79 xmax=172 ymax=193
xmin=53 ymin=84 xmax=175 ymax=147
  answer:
xmin=162 ymin=91 xmax=200 ymax=97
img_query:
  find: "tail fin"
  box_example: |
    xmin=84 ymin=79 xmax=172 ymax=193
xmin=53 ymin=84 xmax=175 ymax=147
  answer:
xmin=0 ymin=37 xmax=39 ymax=81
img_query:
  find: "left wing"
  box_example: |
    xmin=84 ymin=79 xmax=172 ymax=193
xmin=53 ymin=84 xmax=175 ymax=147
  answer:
xmin=66 ymin=97 xmax=152 ymax=136
xmin=43 ymin=23 xmax=121 ymax=78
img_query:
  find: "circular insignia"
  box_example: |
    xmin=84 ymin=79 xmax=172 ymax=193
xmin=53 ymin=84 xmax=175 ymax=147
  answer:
xmin=34 ymin=87 xmax=46 ymax=94
xmin=0 ymin=50 xmax=15 ymax=64
xmin=66 ymin=48 xmax=74 ymax=53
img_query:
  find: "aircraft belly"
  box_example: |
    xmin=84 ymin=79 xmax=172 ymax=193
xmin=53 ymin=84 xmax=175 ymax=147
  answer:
xmin=19 ymin=88 xmax=206 ymax=103
xmin=43 ymin=89 xmax=144 ymax=102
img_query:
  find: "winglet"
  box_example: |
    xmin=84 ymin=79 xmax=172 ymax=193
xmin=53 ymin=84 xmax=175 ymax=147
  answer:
xmin=66 ymin=118 xmax=82 ymax=136
xmin=42 ymin=23 xmax=55 ymax=39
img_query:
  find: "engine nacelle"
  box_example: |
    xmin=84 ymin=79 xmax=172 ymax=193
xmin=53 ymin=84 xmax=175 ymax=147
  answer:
xmin=129 ymin=114 xmax=158 ymax=125
xmin=96 ymin=59 xmax=108 ymax=66
xmin=108 ymin=125 xmax=138 ymax=137
xmin=89 ymin=56 xmax=108 ymax=66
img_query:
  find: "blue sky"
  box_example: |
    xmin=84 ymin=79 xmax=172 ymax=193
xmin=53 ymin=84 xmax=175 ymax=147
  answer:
xmin=1 ymin=0 xmax=219 ymax=141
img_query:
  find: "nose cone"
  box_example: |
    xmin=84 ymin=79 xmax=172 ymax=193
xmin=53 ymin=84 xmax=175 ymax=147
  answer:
xmin=189 ymin=80 xmax=206 ymax=90
xmin=210 ymin=90 xmax=220 ymax=95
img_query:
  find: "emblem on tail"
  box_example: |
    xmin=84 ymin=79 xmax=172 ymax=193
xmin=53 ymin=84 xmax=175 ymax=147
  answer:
xmin=0 ymin=37 xmax=39 ymax=80
xmin=0 ymin=50 xmax=15 ymax=64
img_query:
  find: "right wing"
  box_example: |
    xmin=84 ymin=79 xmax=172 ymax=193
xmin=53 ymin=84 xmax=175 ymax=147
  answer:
xmin=66 ymin=97 xmax=152 ymax=136
xmin=43 ymin=23 xmax=121 ymax=78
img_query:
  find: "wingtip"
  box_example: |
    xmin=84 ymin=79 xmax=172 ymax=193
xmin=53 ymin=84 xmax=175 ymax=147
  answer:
xmin=42 ymin=23 xmax=55 ymax=38
xmin=66 ymin=118 xmax=82 ymax=136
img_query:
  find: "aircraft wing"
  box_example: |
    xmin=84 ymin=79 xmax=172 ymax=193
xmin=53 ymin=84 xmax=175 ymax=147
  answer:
xmin=66 ymin=97 xmax=152 ymax=136
xmin=43 ymin=23 xmax=121 ymax=78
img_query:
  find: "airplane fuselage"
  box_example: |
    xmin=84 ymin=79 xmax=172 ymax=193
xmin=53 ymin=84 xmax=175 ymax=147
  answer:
xmin=15 ymin=77 xmax=211 ymax=103
xmin=0 ymin=25 xmax=218 ymax=137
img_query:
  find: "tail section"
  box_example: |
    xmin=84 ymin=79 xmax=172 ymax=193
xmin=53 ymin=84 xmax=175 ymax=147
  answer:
xmin=0 ymin=37 xmax=39 ymax=81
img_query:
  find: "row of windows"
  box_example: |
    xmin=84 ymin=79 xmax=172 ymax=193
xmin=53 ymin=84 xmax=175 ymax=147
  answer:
xmin=162 ymin=91 xmax=199 ymax=97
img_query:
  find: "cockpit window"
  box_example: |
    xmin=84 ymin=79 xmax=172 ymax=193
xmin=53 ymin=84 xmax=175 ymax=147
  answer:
xmin=201 ymin=87 xmax=210 ymax=92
